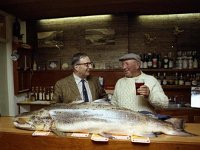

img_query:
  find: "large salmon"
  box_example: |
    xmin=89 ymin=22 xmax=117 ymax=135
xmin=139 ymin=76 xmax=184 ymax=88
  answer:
xmin=13 ymin=101 xmax=194 ymax=137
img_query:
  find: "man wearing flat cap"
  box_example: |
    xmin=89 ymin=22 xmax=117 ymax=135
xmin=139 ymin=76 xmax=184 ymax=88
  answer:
xmin=111 ymin=53 xmax=168 ymax=112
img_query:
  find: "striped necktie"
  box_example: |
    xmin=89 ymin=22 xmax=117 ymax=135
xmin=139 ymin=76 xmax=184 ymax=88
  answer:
xmin=81 ymin=79 xmax=89 ymax=102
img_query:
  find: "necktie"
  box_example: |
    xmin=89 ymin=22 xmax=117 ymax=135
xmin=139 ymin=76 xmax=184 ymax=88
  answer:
xmin=81 ymin=79 xmax=89 ymax=102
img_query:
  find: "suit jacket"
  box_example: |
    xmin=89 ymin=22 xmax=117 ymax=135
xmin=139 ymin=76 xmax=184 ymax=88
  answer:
xmin=52 ymin=74 xmax=107 ymax=103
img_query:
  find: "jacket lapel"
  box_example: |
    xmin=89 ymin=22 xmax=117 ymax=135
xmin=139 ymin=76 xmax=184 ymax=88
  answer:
xmin=88 ymin=78 xmax=95 ymax=100
xmin=68 ymin=75 xmax=81 ymax=97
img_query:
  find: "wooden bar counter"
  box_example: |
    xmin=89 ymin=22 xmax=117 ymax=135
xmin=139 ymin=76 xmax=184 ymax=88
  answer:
xmin=0 ymin=117 xmax=200 ymax=150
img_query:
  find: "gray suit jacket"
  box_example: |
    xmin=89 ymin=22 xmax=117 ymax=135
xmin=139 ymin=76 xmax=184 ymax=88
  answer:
xmin=53 ymin=75 xmax=107 ymax=103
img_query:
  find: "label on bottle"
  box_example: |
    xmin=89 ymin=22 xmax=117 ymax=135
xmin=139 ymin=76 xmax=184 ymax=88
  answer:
xmin=179 ymin=80 xmax=184 ymax=85
xmin=162 ymin=79 xmax=167 ymax=85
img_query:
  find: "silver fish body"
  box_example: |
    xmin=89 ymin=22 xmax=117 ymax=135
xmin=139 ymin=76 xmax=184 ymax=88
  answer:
xmin=14 ymin=102 xmax=193 ymax=137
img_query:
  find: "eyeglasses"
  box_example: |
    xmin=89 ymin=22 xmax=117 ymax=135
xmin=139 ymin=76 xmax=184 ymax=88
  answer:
xmin=76 ymin=62 xmax=93 ymax=67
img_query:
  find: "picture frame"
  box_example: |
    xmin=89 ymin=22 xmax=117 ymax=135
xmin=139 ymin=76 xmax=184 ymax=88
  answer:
xmin=47 ymin=60 xmax=60 ymax=70
xmin=37 ymin=31 xmax=64 ymax=48
xmin=85 ymin=28 xmax=115 ymax=45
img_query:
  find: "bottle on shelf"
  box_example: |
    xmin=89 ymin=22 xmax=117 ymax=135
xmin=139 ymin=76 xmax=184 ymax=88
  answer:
xmin=42 ymin=87 xmax=46 ymax=100
xmin=184 ymin=73 xmax=191 ymax=86
xmin=191 ymin=74 xmax=198 ymax=86
xmin=162 ymin=72 xmax=168 ymax=85
xmin=182 ymin=56 xmax=188 ymax=69
xmin=193 ymin=53 xmax=198 ymax=69
xmin=162 ymin=55 xmax=169 ymax=69
xmin=174 ymin=72 xmax=179 ymax=85
xmin=178 ymin=73 xmax=184 ymax=85
xmin=152 ymin=52 xmax=158 ymax=68
xmin=46 ymin=87 xmax=50 ymax=101
xmin=30 ymin=86 xmax=36 ymax=101
xmin=157 ymin=72 xmax=161 ymax=85
xmin=168 ymin=52 xmax=174 ymax=69
xmin=38 ymin=86 xmax=43 ymax=100
xmin=33 ymin=60 xmax=37 ymax=71
xmin=50 ymin=86 xmax=54 ymax=100
xmin=35 ymin=86 xmax=39 ymax=100
xmin=157 ymin=54 xmax=162 ymax=68
xmin=143 ymin=54 xmax=148 ymax=69
xmin=147 ymin=53 xmax=153 ymax=68
xmin=139 ymin=53 xmax=144 ymax=69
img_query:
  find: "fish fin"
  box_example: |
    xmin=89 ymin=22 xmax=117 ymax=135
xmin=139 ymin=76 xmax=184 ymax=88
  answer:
xmin=99 ymin=132 xmax=114 ymax=139
xmin=132 ymin=131 xmax=157 ymax=138
xmin=51 ymin=128 xmax=67 ymax=137
xmin=140 ymin=133 xmax=156 ymax=138
xmin=165 ymin=118 xmax=185 ymax=130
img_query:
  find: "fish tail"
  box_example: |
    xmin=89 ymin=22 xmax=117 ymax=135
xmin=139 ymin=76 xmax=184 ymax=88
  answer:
xmin=165 ymin=118 xmax=185 ymax=130
xmin=171 ymin=130 xmax=196 ymax=136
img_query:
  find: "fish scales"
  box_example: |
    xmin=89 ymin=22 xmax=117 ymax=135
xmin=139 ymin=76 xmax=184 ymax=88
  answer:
xmin=13 ymin=102 xmax=194 ymax=137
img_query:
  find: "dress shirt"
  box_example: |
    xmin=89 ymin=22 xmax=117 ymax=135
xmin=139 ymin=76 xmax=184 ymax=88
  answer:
xmin=73 ymin=73 xmax=92 ymax=102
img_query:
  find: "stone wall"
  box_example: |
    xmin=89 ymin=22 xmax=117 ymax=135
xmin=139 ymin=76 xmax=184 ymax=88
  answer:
xmin=26 ymin=13 xmax=200 ymax=70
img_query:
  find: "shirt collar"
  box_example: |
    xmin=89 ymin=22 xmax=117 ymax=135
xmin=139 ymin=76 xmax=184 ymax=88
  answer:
xmin=73 ymin=73 xmax=88 ymax=84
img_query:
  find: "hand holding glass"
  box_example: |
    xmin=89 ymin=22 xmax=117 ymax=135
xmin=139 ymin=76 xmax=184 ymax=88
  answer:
xmin=135 ymin=79 xmax=145 ymax=95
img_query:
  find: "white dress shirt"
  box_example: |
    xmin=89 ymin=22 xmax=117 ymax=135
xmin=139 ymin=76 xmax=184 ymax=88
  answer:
xmin=73 ymin=73 xmax=92 ymax=102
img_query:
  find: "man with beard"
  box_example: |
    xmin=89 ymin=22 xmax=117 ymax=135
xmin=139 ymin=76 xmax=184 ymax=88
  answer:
xmin=111 ymin=53 xmax=168 ymax=112
xmin=53 ymin=52 xmax=107 ymax=103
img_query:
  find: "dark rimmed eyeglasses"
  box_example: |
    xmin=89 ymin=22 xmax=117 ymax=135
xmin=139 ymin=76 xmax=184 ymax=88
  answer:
xmin=76 ymin=62 xmax=93 ymax=67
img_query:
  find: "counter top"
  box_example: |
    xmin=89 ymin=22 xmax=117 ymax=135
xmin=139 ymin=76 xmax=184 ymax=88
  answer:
xmin=0 ymin=117 xmax=200 ymax=150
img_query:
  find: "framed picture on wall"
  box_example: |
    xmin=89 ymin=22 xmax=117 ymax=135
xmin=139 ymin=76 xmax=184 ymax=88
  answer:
xmin=85 ymin=28 xmax=115 ymax=45
xmin=37 ymin=31 xmax=64 ymax=48
xmin=47 ymin=60 xmax=60 ymax=70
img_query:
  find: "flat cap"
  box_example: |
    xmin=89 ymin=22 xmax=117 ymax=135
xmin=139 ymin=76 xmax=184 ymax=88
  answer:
xmin=119 ymin=53 xmax=141 ymax=62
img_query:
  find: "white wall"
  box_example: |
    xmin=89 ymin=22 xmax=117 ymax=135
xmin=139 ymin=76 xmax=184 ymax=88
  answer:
xmin=0 ymin=10 xmax=27 ymax=116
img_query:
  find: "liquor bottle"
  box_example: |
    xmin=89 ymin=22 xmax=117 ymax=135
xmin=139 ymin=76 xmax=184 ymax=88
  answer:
xmin=168 ymin=52 xmax=174 ymax=69
xmin=163 ymin=56 xmax=169 ymax=69
xmin=157 ymin=72 xmax=161 ymax=85
xmin=35 ymin=86 xmax=39 ymax=100
xmin=193 ymin=53 xmax=198 ymax=69
xmin=46 ymin=87 xmax=50 ymax=101
xmin=139 ymin=53 xmax=144 ymax=68
xmin=147 ymin=53 xmax=153 ymax=68
xmin=152 ymin=53 xmax=158 ymax=68
xmin=50 ymin=86 xmax=54 ymax=100
xmin=143 ymin=54 xmax=148 ymax=69
xmin=174 ymin=72 xmax=179 ymax=85
xmin=162 ymin=72 xmax=167 ymax=85
xmin=184 ymin=74 xmax=191 ymax=86
xmin=38 ymin=87 xmax=43 ymax=100
xmin=43 ymin=87 xmax=46 ymax=100
xmin=191 ymin=74 xmax=198 ymax=86
xmin=30 ymin=86 xmax=36 ymax=101
xmin=33 ymin=60 xmax=37 ymax=71
xmin=178 ymin=74 xmax=184 ymax=85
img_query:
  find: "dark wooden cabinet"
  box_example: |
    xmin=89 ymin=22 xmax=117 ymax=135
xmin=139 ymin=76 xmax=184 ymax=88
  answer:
xmin=30 ymin=68 xmax=200 ymax=104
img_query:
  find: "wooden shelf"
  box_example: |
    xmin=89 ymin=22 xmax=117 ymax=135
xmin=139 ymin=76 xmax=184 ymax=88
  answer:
xmin=162 ymin=85 xmax=191 ymax=90
xmin=142 ymin=68 xmax=200 ymax=72
xmin=32 ymin=68 xmax=200 ymax=73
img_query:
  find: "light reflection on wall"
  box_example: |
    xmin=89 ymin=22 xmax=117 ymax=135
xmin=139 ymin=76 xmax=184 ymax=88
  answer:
xmin=38 ymin=14 xmax=113 ymax=25
xmin=137 ymin=13 xmax=200 ymax=22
